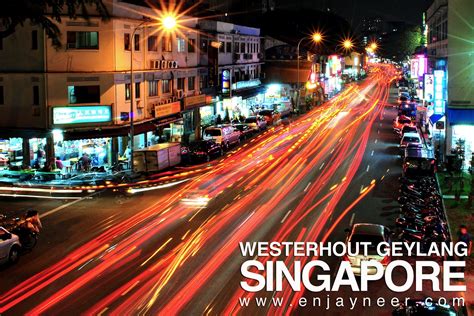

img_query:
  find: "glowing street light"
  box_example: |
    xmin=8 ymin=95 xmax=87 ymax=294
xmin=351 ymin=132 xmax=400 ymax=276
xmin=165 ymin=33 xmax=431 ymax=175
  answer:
xmin=162 ymin=15 xmax=177 ymax=31
xmin=343 ymin=39 xmax=353 ymax=49
xmin=370 ymin=42 xmax=378 ymax=50
xmin=312 ymin=32 xmax=322 ymax=43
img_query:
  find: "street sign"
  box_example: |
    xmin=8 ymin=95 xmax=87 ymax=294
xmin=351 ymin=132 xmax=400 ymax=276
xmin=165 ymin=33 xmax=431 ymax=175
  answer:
xmin=52 ymin=105 xmax=112 ymax=125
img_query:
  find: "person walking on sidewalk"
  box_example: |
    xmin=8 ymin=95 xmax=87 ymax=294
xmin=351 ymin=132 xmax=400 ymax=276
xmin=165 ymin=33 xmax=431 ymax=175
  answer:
xmin=458 ymin=225 xmax=472 ymax=256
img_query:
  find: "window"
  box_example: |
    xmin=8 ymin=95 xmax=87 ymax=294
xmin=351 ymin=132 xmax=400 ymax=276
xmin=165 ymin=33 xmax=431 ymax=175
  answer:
xmin=162 ymin=35 xmax=172 ymax=52
xmin=125 ymin=83 xmax=131 ymax=100
xmin=124 ymin=33 xmax=131 ymax=50
xmin=200 ymin=39 xmax=208 ymax=53
xmin=148 ymin=35 xmax=158 ymax=51
xmin=177 ymin=37 xmax=185 ymax=52
xmin=32 ymin=30 xmax=38 ymax=50
xmin=188 ymin=38 xmax=196 ymax=53
xmin=162 ymin=79 xmax=171 ymax=93
xmin=134 ymin=34 xmax=140 ymax=51
xmin=235 ymin=42 xmax=240 ymax=53
xmin=67 ymin=31 xmax=99 ymax=49
xmin=68 ymin=85 xmax=100 ymax=104
xmin=33 ymin=86 xmax=39 ymax=105
xmin=199 ymin=75 xmax=208 ymax=90
xmin=177 ymin=78 xmax=185 ymax=90
xmin=0 ymin=86 xmax=4 ymax=104
xmin=148 ymin=80 xmax=158 ymax=96
xmin=187 ymin=76 xmax=195 ymax=91
xmin=219 ymin=42 xmax=225 ymax=53
xmin=240 ymin=42 xmax=245 ymax=53
xmin=226 ymin=42 xmax=231 ymax=54
xmin=135 ymin=82 xmax=140 ymax=99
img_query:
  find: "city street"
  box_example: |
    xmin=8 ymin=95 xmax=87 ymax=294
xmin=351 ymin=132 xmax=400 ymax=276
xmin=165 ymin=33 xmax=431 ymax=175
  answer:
xmin=0 ymin=65 xmax=420 ymax=315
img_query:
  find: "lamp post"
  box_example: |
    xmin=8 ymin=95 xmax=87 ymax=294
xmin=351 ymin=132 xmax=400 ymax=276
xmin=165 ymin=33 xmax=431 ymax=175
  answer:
xmin=296 ymin=33 xmax=322 ymax=113
xmin=129 ymin=15 xmax=177 ymax=171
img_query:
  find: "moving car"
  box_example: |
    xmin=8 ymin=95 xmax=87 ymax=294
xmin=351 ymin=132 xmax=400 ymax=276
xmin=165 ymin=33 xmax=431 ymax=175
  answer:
xmin=188 ymin=140 xmax=223 ymax=162
xmin=0 ymin=227 xmax=21 ymax=265
xmin=203 ymin=126 xmax=241 ymax=149
xmin=400 ymin=132 xmax=422 ymax=151
xmin=393 ymin=115 xmax=413 ymax=134
xmin=233 ymin=123 xmax=255 ymax=140
xmin=344 ymin=223 xmax=392 ymax=275
xmin=244 ymin=116 xmax=267 ymax=132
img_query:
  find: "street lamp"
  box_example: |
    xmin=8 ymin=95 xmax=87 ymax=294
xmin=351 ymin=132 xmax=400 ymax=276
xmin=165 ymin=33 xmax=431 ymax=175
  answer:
xmin=370 ymin=42 xmax=378 ymax=51
xmin=129 ymin=15 xmax=178 ymax=171
xmin=343 ymin=39 xmax=353 ymax=50
xmin=296 ymin=32 xmax=322 ymax=112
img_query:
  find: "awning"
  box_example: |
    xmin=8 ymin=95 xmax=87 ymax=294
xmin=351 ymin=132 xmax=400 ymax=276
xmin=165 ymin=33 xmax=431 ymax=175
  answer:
xmin=447 ymin=108 xmax=474 ymax=125
xmin=233 ymin=85 xmax=266 ymax=99
xmin=429 ymin=114 xmax=444 ymax=125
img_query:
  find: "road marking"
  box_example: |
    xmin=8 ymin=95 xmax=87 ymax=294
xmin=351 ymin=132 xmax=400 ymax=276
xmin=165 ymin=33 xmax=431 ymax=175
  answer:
xmin=319 ymin=162 xmax=325 ymax=170
xmin=238 ymin=211 xmax=255 ymax=228
xmin=40 ymin=191 xmax=99 ymax=219
xmin=360 ymin=185 xmax=365 ymax=193
xmin=281 ymin=210 xmax=292 ymax=223
xmin=380 ymin=123 xmax=382 ymax=127
xmin=371 ymin=150 xmax=374 ymax=156
xmin=349 ymin=213 xmax=356 ymax=226
xmin=98 ymin=308 xmax=109 ymax=316
xmin=366 ymin=165 xmax=370 ymax=172
xmin=304 ymin=182 xmax=312 ymax=192
xmin=330 ymin=148 xmax=335 ymax=154
xmin=377 ymin=130 xmax=380 ymax=135
xmin=374 ymin=139 xmax=378 ymax=144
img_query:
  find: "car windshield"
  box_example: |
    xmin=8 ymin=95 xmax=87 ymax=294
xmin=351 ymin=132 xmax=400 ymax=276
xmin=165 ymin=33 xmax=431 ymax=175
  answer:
xmin=350 ymin=234 xmax=384 ymax=254
xmin=205 ymin=129 xmax=221 ymax=137
xmin=245 ymin=118 xmax=257 ymax=123
xmin=403 ymin=137 xmax=420 ymax=143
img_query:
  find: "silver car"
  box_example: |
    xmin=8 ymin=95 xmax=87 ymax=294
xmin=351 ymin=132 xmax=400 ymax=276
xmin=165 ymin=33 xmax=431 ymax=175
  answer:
xmin=0 ymin=227 xmax=21 ymax=265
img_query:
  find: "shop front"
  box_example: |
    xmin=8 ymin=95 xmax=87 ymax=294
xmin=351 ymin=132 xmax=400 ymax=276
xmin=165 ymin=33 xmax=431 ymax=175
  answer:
xmin=446 ymin=109 xmax=474 ymax=168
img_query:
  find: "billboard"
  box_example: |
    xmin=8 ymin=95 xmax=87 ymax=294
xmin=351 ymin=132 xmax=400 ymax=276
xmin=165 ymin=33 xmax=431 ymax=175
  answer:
xmin=52 ymin=105 xmax=112 ymax=125
xmin=433 ymin=70 xmax=446 ymax=115
xmin=423 ymin=74 xmax=434 ymax=102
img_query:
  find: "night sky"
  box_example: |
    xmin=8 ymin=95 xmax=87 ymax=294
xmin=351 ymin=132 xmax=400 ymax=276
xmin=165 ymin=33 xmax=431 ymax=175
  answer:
xmin=277 ymin=0 xmax=430 ymax=29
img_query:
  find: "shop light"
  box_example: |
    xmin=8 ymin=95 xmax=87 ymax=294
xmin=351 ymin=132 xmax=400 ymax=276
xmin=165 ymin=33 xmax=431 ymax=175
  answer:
xmin=52 ymin=129 xmax=64 ymax=142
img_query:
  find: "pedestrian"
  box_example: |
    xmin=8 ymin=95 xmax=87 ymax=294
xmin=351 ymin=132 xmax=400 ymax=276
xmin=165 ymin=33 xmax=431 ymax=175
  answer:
xmin=55 ymin=156 xmax=64 ymax=170
xmin=216 ymin=114 xmax=222 ymax=125
xmin=458 ymin=225 xmax=472 ymax=256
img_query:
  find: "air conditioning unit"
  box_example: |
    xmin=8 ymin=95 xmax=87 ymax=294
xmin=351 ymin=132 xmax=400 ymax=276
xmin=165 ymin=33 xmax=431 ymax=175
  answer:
xmin=161 ymin=60 xmax=167 ymax=69
xmin=171 ymin=61 xmax=178 ymax=68
xmin=167 ymin=61 xmax=173 ymax=69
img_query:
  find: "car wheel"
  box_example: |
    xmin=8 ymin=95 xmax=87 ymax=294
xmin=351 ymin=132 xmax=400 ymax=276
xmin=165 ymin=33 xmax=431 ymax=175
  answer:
xmin=8 ymin=246 xmax=20 ymax=265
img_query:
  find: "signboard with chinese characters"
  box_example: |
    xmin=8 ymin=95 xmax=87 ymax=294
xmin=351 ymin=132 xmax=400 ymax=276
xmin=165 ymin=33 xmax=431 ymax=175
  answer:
xmin=222 ymin=70 xmax=230 ymax=95
xmin=423 ymin=74 xmax=434 ymax=102
xmin=433 ymin=70 xmax=446 ymax=115
xmin=155 ymin=101 xmax=181 ymax=118
xmin=184 ymin=94 xmax=206 ymax=109
xmin=231 ymin=79 xmax=261 ymax=91
xmin=52 ymin=106 xmax=112 ymax=125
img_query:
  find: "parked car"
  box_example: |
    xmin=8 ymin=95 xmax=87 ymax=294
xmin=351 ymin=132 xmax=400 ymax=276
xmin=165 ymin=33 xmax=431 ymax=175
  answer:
xmin=397 ymin=95 xmax=408 ymax=104
xmin=343 ymin=223 xmax=392 ymax=275
xmin=393 ymin=299 xmax=458 ymax=316
xmin=400 ymin=132 xmax=422 ymax=152
xmin=203 ymin=126 xmax=241 ymax=149
xmin=233 ymin=123 xmax=255 ymax=140
xmin=0 ymin=226 xmax=21 ymax=265
xmin=244 ymin=116 xmax=267 ymax=132
xmin=403 ymin=147 xmax=436 ymax=177
xmin=393 ymin=115 xmax=414 ymax=134
xmin=400 ymin=125 xmax=418 ymax=138
xmin=188 ymin=140 xmax=223 ymax=163
xmin=258 ymin=109 xmax=281 ymax=126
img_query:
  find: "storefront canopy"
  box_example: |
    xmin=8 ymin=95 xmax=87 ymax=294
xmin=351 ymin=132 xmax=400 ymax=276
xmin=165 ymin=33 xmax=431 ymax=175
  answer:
xmin=447 ymin=108 xmax=474 ymax=126
xmin=429 ymin=114 xmax=444 ymax=125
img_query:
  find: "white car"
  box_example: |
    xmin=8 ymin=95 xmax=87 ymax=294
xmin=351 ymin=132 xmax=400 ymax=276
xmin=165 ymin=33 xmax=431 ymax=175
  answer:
xmin=344 ymin=223 xmax=391 ymax=275
xmin=400 ymin=132 xmax=422 ymax=151
xmin=0 ymin=227 xmax=21 ymax=265
xmin=203 ymin=125 xmax=241 ymax=149
xmin=244 ymin=116 xmax=267 ymax=131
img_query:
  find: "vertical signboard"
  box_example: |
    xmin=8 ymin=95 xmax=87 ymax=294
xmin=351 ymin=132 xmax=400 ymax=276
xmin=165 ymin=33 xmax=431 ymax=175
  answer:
xmin=222 ymin=69 xmax=230 ymax=95
xmin=424 ymin=74 xmax=434 ymax=102
xmin=433 ymin=70 xmax=446 ymax=115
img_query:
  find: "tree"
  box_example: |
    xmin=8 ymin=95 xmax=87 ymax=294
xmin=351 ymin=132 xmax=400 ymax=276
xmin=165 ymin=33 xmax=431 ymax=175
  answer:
xmin=0 ymin=0 xmax=109 ymax=48
xmin=379 ymin=25 xmax=423 ymax=62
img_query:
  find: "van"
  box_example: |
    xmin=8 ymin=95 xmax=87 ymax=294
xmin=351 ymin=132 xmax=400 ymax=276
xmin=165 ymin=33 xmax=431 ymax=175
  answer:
xmin=203 ymin=125 xmax=241 ymax=149
xmin=403 ymin=148 xmax=436 ymax=177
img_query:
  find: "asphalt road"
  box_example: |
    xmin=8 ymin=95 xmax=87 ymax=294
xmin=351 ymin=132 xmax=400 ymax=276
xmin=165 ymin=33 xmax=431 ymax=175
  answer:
xmin=0 ymin=65 xmax=464 ymax=315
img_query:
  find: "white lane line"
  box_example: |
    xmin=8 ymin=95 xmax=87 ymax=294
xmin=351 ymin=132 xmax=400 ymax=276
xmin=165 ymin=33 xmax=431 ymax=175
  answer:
xmin=349 ymin=213 xmax=356 ymax=226
xmin=281 ymin=210 xmax=292 ymax=224
xmin=371 ymin=150 xmax=374 ymax=156
xmin=122 ymin=281 xmax=140 ymax=296
xmin=98 ymin=308 xmax=109 ymax=316
xmin=319 ymin=162 xmax=325 ymax=170
xmin=374 ymin=139 xmax=378 ymax=144
xmin=377 ymin=130 xmax=380 ymax=135
xmin=380 ymin=123 xmax=382 ymax=127
xmin=360 ymin=185 xmax=365 ymax=193
xmin=366 ymin=165 xmax=370 ymax=172
xmin=238 ymin=211 xmax=255 ymax=229
xmin=40 ymin=191 xmax=99 ymax=219
xmin=304 ymin=182 xmax=312 ymax=192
